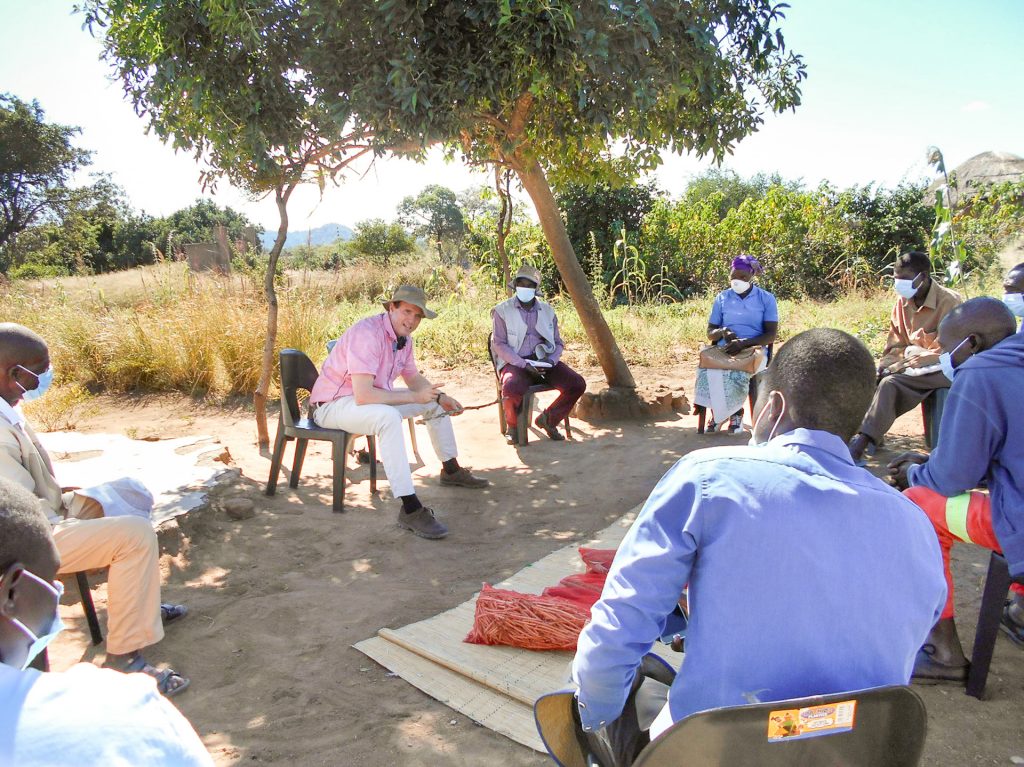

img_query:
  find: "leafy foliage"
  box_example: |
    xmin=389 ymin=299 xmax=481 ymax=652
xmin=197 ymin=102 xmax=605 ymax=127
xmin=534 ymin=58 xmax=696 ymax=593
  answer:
xmin=638 ymin=176 xmax=935 ymax=300
xmin=347 ymin=218 xmax=416 ymax=265
xmin=397 ymin=185 xmax=465 ymax=262
xmin=558 ymin=181 xmax=657 ymax=287
xmin=0 ymin=94 xmax=93 ymax=270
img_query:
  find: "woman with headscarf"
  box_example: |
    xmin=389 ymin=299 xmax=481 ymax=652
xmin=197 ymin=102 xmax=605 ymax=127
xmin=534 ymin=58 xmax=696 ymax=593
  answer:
xmin=693 ymin=255 xmax=779 ymax=432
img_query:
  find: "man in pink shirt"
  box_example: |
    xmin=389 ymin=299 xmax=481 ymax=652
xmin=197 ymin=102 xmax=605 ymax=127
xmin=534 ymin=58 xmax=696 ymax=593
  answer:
xmin=310 ymin=286 xmax=488 ymax=539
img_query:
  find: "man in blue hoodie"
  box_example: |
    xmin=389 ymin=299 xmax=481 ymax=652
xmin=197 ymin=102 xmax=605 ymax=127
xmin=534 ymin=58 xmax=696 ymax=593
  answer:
xmin=889 ymin=297 xmax=1024 ymax=681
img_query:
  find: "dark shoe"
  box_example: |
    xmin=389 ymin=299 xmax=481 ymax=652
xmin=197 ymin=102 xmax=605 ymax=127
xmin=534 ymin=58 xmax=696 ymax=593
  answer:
xmin=160 ymin=603 xmax=188 ymax=624
xmin=504 ymin=426 xmax=518 ymax=445
xmin=535 ymin=411 xmax=565 ymax=441
xmin=123 ymin=654 xmax=190 ymax=697
xmin=727 ymin=412 xmax=744 ymax=433
xmin=911 ymin=644 xmax=969 ymax=684
xmin=1000 ymin=602 xmax=1024 ymax=648
xmin=440 ymin=466 xmax=489 ymax=488
xmin=397 ymin=506 xmax=449 ymax=539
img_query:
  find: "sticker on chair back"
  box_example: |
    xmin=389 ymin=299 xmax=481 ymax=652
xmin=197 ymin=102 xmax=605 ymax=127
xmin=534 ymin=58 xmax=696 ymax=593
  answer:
xmin=766 ymin=700 xmax=857 ymax=742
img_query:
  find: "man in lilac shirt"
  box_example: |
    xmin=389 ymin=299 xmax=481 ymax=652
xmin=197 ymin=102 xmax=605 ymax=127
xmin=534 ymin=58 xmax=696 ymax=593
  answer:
xmin=310 ymin=286 xmax=487 ymax=540
xmin=570 ymin=329 xmax=946 ymax=757
xmin=491 ymin=264 xmax=586 ymax=443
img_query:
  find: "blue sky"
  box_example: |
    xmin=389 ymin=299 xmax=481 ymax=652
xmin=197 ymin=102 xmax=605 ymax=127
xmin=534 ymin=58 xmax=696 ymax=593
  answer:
xmin=1 ymin=0 xmax=1022 ymax=232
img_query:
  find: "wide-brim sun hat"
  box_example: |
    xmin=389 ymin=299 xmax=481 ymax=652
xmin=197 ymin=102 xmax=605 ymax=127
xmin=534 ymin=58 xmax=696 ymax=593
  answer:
xmin=381 ymin=284 xmax=437 ymax=319
xmin=509 ymin=263 xmax=542 ymax=291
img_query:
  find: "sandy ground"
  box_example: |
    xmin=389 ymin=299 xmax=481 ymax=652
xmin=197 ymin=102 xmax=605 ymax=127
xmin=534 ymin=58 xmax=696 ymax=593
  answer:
xmin=46 ymin=362 xmax=1024 ymax=766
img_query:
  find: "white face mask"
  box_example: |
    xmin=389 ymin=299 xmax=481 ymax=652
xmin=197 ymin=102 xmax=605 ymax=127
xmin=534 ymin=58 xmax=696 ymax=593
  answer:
xmin=1002 ymin=293 xmax=1024 ymax=318
xmin=938 ymin=336 xmax=972 ymax=382
xmin=730 ymin=279 xmax=751 ymax=295
xmin=893 ymin=273 xmax=921 ymax=300
xmin=748 ymin=391 xmax=787 ymax=446
xmin=515 ymin=286 xmax=536 ymax=303
xmin=4 ymin=571 xmax=64 ymax=670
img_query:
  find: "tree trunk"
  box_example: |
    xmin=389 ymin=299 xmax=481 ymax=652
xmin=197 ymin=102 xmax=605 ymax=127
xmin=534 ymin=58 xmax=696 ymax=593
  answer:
xmin=494 ymin=166 xmax=512 ymax=292
xmin=254 ymin=184 xmax=294 ymax=448
xmin=515 ymin=158 xmax=636 ymax=389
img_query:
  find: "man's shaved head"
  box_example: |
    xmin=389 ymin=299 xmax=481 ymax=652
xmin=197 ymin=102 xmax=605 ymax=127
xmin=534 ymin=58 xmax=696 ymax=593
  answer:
xmin=759 ymin=328 xmax=876 ymax=442
xmin=938 ymin=297 xmax=1016 ymax=352
xmin=0 ymin=324 xmax=48 ymax=369
xmin=0 ymin=480 xmax=59 ymax=578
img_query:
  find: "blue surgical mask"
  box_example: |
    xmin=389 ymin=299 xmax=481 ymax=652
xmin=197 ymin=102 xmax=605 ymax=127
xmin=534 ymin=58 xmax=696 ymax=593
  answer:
xmin=1003 ymin=293 xmax=1024 ymax=318
xmin=938 ymin=336 xmax=971 ymax=383
xmin=15 ymin=365 xmax=54 ymax=402
xmin=893 ymin=274 xmax=921 ymax=300
xmin=515 ymin=286 xmax=536 ymax=303
xmin=8 ymin=572 xmax=64 ymax=670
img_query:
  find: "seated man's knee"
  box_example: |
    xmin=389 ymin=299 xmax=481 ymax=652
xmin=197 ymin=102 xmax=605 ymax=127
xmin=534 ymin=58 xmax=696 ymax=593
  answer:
xmin=501 ymin=372 xmax=529 ymax=397
xmin=112 ymin=514 xmax=158 ymax=551
xmin=903 ymin=486 xmax=946 ymax=526
xmin=566 ymin=368 xmax=586 ymax=396
xmin=374 ymin=407 xmax=404 ymax=434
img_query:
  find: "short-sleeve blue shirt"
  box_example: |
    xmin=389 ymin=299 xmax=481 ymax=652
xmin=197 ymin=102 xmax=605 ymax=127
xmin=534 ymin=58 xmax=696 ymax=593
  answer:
xmin=708 ymin=285 xmax=779 ymax=341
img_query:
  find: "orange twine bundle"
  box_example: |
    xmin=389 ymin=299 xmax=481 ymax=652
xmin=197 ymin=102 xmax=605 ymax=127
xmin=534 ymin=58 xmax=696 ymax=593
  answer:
xmin=464 ymin=584 xmax=590 ymax=651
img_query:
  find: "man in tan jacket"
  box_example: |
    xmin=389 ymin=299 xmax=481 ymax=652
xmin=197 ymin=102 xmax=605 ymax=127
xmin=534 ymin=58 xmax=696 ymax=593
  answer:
xmin=849 ymin=252 xmax=961 ymax=462
xmin=0 ymin=323 xmax=189 ymax=695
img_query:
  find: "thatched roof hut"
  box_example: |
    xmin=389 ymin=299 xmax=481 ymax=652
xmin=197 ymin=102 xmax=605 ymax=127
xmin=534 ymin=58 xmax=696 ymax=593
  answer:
xmin=927 ymin=151 xmax=1024 ymax=201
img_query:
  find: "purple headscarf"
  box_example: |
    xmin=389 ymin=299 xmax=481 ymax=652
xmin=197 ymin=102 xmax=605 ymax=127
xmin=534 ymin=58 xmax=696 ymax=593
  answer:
xmin=730 ymin=255 xmax=764 ymax=274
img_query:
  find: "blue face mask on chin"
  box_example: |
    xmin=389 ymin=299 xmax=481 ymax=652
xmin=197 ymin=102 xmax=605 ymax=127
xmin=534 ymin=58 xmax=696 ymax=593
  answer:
xmin=15 ymin=365 xmax=53 ymax=402
xmin=5 ymin=570 xmax=64 ymax=670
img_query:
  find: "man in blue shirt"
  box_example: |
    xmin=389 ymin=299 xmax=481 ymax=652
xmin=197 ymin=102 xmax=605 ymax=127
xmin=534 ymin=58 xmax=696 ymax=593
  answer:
xmin=571 ymin=329 xmax=946 ymax=752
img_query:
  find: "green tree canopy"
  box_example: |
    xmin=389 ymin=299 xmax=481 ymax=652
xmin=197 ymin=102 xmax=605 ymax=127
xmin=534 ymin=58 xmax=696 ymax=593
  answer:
xmin=307 ymin=0 xmax=805 ymax=389
xmin=0 ymin=94 xmax=93 ymax=266
xmin=82 ymin=0 xmax=805 ymax=394
xmin=348 ymin=218 xmax=416 ymax=265
xmin=397 ymin=185 xmax=465 ymax=262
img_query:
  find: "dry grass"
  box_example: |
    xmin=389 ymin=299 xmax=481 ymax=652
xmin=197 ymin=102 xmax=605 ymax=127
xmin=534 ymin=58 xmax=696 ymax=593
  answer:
xmin=2 ymin=263 xmax=942 ymax=404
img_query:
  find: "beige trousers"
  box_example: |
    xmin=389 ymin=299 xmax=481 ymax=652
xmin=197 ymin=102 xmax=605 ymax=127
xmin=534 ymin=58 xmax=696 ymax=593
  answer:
xmin=858 ymin=370 xmax=950 ymax=444
xmin=53 ymin=515 xmax=164 ymax=655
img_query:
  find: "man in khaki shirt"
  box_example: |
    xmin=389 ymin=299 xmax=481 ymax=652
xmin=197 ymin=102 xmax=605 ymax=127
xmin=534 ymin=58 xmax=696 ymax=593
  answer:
xmin=849 ymin=251 xmax=961 ymax=462
xmin=0 ymin=323 xmax=189 ymax=695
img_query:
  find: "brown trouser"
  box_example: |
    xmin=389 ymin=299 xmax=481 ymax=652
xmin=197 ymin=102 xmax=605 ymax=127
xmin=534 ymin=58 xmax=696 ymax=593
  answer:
xmin=53 ymin=515 xmax=164 ymax=655
xmin=858 ymin=370 xmax=950 ymax=444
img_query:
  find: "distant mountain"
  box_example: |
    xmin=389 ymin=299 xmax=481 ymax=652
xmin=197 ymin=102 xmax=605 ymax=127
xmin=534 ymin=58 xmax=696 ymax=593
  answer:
xmin=259 ymin=223 xmax=354 ymax=250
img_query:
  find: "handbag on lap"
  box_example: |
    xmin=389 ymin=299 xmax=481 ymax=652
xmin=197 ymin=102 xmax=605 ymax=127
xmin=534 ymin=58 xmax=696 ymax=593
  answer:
xmin=698 ymin=345 xmax=765 ymax=375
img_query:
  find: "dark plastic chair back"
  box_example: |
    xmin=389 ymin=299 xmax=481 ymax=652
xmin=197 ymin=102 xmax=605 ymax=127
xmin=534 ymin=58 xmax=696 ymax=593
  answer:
xmin=486 ymin=331 xmax=499 ymax=377
xmin=279 ymin=349 xmax=320 ymax=427
xmin=633 ymin=685 xmax=926 ymax=767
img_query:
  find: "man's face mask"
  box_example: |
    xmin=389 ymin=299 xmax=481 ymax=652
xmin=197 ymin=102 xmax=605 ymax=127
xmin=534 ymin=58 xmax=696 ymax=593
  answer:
xmin=748 ymin=390 xmax=787 ymax=446
xmin=515 ymin=286 xmax=537 ymax=303
xmin=15 ymin=365 xmax=53 ymax=402
xmin=938 ymin=336 xmax=972 ymax=382
xmin=893 ymin=273 xmax=922 ymax=300
xmin=1002 ymin=293 xmax=1024 ymax=318
xmin=2 ymin=567 xmax=64 ymax=670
